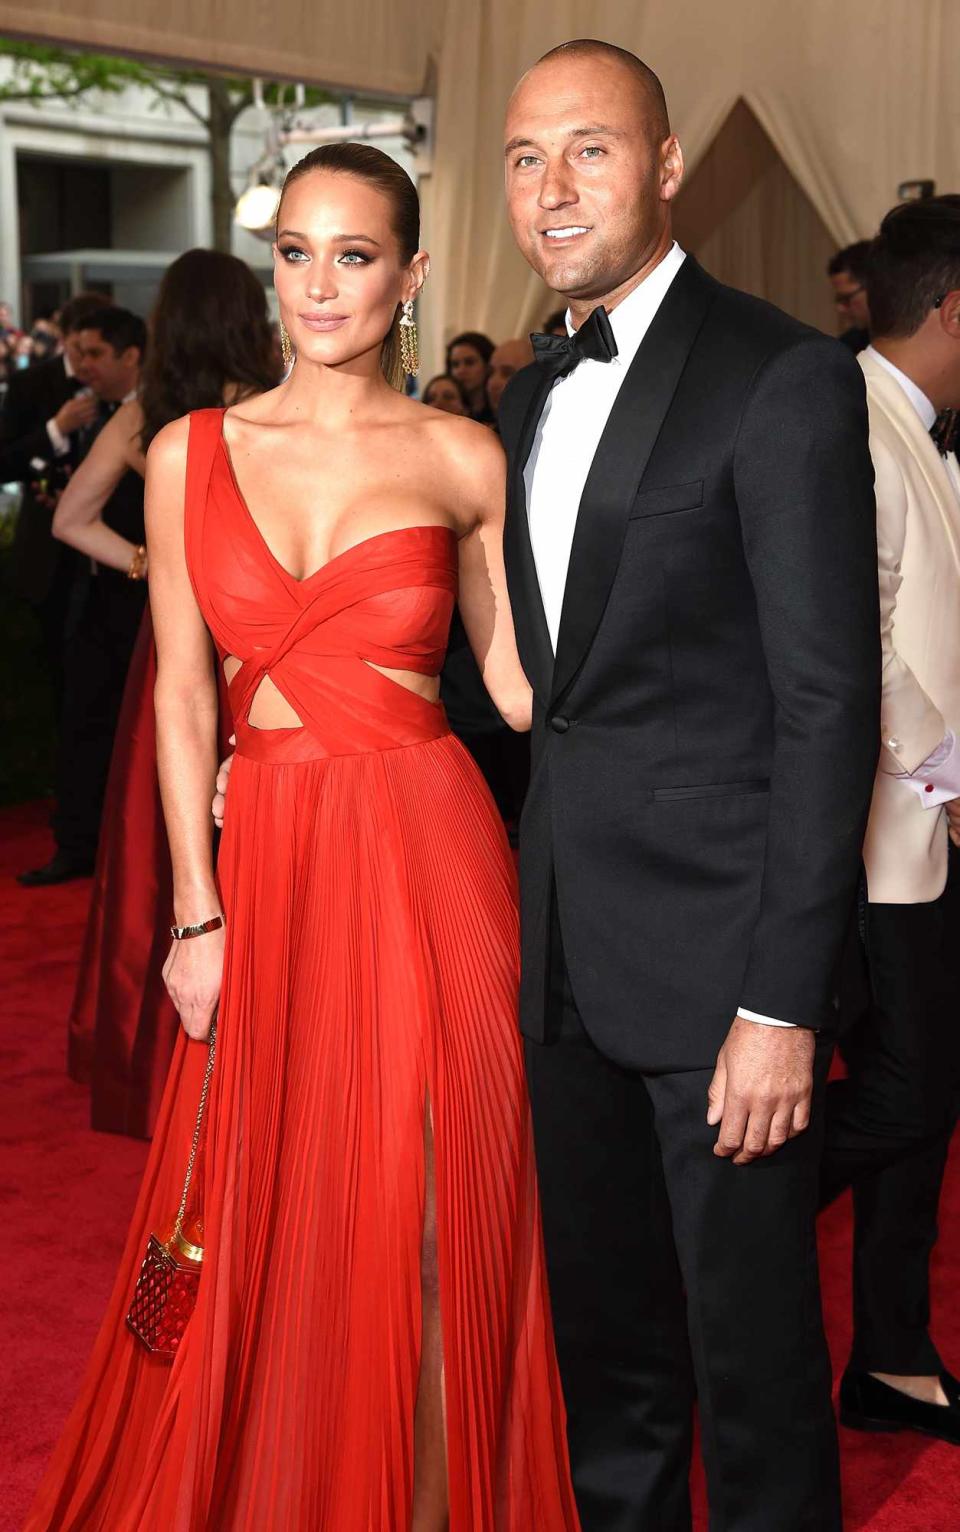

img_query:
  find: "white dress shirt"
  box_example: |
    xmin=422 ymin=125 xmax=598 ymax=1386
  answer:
xmin=524 ymin=242 xmax=791 ymax=1028
xmin=866 ymin=345 xmax=960 ymax=807
xmin=525 ymin=241 xmax=686 ymax=648
xmin=46 ymin=351 xmax=76 ymax=458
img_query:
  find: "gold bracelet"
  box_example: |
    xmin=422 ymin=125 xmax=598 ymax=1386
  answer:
xmin=170 ymin=914 xmax=225 ymax=941
xmin=128 ymin=543 xmax=148 ymax=581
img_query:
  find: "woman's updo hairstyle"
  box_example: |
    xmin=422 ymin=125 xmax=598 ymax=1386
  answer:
xmin=276 ymin=143 xmax=420 ymax=391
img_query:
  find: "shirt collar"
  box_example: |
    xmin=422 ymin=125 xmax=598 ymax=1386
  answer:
xmin=565 ymin=242 xmax=687 ymax=366
xmin=866 ymin=345 xmax=937 ymax=431
xmin=63 ymin=351 xmax=75 ymax=379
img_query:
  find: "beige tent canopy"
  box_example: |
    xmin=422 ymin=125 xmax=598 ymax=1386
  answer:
xmin=7 ymin=0 xmax=958 ymax=364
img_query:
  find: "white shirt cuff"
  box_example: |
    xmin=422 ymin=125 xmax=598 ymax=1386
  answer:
xmin=895 ymin=729 xmax=960 ymax=808
xmin=46 ymin=417 xmax=70 ymax=457
xmin=737 ymin=1008 xmax=797 ymax=1028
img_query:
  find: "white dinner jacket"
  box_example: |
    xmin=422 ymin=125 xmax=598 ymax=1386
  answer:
xmin=859 ymin=349 xmax=960 ymax=903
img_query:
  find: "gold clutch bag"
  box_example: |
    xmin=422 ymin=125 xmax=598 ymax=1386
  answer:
xmin=126 ymin=1025 xmax=216 ymax=1359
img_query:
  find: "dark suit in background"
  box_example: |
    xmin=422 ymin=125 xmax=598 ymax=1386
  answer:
xmin=500 ymin=257 xmax=880 ymax=1530
xmin=51 ymin=440 xmax=147 ymax=866
xmin=1 ymin=353 xmax=84 ymax=705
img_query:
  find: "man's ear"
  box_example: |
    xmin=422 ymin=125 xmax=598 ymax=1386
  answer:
xmin=937 ymin=290 xmax=960 ymax=336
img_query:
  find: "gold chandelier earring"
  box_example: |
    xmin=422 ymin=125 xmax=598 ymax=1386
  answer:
xmin=279 ymin=317 xmax=293 ymax=367
xmin=399 ymin=300 xmax=419 ymax=377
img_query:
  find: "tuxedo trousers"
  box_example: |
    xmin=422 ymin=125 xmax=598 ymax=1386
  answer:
xmin=525 ymin=913 xmax=841 ymax=1532
xmin=822 ymin=844 xmax=960 ymax=1373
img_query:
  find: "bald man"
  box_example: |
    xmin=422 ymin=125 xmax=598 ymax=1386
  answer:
xmin=486 ymin=336 xmax=534 ymax=418
xmin=498 ymin=40 xmax=880 ymax=1531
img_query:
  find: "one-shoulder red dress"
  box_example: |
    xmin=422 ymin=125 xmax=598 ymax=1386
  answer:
xmin=25 ymin=407 xmax=580 ymax=1531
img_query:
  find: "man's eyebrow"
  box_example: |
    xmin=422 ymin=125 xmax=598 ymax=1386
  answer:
xmin=504 ymin=136 xmax=538 ymax=157
xmin=504 ymin=124 xmax=624 ymax=157
xmin=569 ymin=123 xmax=624 ymax=138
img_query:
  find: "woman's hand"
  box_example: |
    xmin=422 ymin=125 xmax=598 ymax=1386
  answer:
xmin=162 ymin=925 xmax=225 ymax=1040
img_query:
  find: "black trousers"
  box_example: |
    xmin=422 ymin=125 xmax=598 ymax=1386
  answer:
xmin=821 ymin=845 xmax=960 ymax=1374
xmin=52 ymin=571 xmax=146 ymax=861
xmin=525 ymin=917 xmax=840 ymax=1532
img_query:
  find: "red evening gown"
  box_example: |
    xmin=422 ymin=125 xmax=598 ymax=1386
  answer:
xmin=25 ymin=407 xmax=580 ymax=1531
xmin=67 ymin=608 xmax=233 ymax=1139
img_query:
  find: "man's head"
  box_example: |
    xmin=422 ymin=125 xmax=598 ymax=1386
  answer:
xmin=867 ymin=195 xmax=960 ymax=411
xmin=827 ymin=241 xmax=872 ymax=334
xmin=71 ymin=306 xmax=146 ymax=400
xmin=486 ymin=337 xmax=534 ymax=414
xmin=60 ymin=291 xmax=112 ymax=374
xmin=504 ymin=40 xmax=683 ymax=310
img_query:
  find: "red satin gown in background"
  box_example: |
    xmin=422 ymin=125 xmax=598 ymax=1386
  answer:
xmin=26 ymin=407 xmax=581 ymax=1531
xmin=67 ymin=608 xmax=232 ymax=1139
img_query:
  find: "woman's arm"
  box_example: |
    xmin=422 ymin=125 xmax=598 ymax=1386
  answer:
xmin=453 ymin=423 xmax=533 ymax=732
xmin=146 ymin=417 xmax=224 ymax=1040
xmin=52 ymin=401 xmax=147 ymax=572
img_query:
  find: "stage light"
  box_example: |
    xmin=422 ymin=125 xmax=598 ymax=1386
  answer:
xmin=234 ymin=181 xmax=282 ymax=235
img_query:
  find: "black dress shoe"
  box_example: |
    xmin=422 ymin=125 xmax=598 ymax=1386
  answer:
xmin=17 ymin=852 xmax=95 ymax=887
xmin=840 ymin=1368 xmax=960 ymax=1445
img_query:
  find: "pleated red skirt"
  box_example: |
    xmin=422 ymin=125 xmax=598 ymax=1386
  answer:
xmin=25 ymin=411 xmax=580 ymax=1529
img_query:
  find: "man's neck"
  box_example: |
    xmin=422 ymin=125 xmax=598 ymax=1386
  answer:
xmin=568 ymin=226 xmax=675 ymax=329
xmin=871 ymin=336 xmax=951 ymax=413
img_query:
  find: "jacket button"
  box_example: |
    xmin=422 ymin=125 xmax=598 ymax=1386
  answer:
xmin=550 ymin=715 xmax=570 ymax=734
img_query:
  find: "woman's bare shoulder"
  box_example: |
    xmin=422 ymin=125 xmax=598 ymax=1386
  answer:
xmin=146 ymin=414 xmax=190 ymax=466
xmin=113 ymin=399 xmax=146 ymax=469
xmin=416 ymin=403 xmax=505 ymax=473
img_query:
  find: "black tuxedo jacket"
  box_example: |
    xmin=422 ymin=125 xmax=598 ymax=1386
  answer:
xmin=500 ymin=257 xmax=880 ymax=1071
xmin=2 ymin=354 xmax=82 ymax=602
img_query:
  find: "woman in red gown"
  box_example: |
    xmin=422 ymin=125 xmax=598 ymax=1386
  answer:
xmin=26 ymin=147 xmax=580 ymax=1529
xmin=53 ymin=251 xmax=279 ymax=1136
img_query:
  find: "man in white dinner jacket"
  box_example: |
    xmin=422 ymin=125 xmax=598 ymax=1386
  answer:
xmin=823 ymin=194 xmax=960 ymax=1446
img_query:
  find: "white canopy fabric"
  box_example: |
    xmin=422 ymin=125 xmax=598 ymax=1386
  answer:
xmin=6 ymin=0 xmax=957 ymax=365
xmin=422 ymin=0 xmax=959 ymax=364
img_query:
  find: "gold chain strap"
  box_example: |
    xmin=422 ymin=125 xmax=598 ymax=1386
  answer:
xmin=171 ymin=1023 xmax=217 ymax=1247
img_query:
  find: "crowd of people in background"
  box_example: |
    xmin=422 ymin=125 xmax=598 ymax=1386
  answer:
xmin=0 ymin=301 xmax=63 ymax=387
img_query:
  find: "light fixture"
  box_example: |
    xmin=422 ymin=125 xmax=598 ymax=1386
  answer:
xmin=897 ymin=179 xmax=935 ymax=201
xmin=233 ymin=88 xmax=435 ymax=238
xmin=234 ymin=181 xmax=282 ymax=235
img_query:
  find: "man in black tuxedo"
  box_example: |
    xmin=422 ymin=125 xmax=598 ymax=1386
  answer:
xmin=1 ymin=293 xmax=108 ymax=705
xmin=19 ymin=306 xmax=148 ymax=886
xmin=499 ymin=42 xmax=880 ymax=1530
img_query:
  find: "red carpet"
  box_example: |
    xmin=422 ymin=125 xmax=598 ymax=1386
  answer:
xmin=1 ymin=800 xmax=958 ymax=1530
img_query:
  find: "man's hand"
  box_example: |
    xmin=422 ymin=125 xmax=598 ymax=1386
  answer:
xmin=946 ymin=796 xmax=960 ymax=849
xmin=53 ymin=394 xmax=98 ymax=436
xmin=706 ymin=1017 xmax=815 ymax=1165
xmin=212 ymin=737 xmax=236 ymax=828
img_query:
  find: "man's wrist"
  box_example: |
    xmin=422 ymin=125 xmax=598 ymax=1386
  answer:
xmin=737 ymin=1007 xmax=797 ymax=1029
xmin=46 ymin=417 xmax=70 ymax=456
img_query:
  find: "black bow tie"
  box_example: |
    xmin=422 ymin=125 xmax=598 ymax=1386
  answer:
xmin=530 ymin=305 xmax=618 ymax=381
xmin=931 ymin=409 xmax=958 ymax=457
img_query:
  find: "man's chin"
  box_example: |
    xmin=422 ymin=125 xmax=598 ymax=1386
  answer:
xmin=527 ymin=249 xmax=603 ymax=301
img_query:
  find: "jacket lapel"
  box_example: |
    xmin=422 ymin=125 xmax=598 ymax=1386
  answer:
xmin=550 ymin=257 xmax=718 ymax=705
xmin=502 ymin=365 xmax=556 ymax=701
xmin=861 ymin=354 xmax=960 ymax=571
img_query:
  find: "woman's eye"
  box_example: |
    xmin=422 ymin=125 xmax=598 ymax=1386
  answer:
xmin=279 ymin=246 xmax=308 ymax=262
xmin=339 ymin=250 xmax=371 ymax=265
